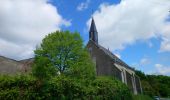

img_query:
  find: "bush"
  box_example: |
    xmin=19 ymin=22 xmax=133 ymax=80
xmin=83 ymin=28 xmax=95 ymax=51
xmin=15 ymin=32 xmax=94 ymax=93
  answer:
xmin=45 ymin=76 xmax=86 ymax=99
xmin=0 ymin=75 xmax=38 ymax=100
xmin=0 ymin=75 xmax=132 ymax=100
xmin=90 ymin=76 xmax=132 ymax=100
xmin=47 ymin=76 xmax=132 ymax=100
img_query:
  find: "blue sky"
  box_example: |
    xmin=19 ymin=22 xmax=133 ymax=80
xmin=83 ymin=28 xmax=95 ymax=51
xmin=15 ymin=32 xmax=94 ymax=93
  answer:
xmin=50 ymin=0 xmax=170 ymax=75
xmin=50 ymin=0 xmax=120 ymax=35
xmin=0 ymin=0 xmax=170 ymax=75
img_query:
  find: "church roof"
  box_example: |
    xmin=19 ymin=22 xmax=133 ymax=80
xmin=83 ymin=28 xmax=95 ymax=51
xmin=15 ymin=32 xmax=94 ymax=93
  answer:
xmin=88 ymin=40 xmax=135 ymax=71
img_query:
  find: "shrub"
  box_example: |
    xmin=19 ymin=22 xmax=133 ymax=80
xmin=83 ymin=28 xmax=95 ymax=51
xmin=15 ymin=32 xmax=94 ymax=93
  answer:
xmin=90 ymin=76 xmax=132 ymax=100
xmin=0 ymin=75 xmax=38 ymax=100
xmin=0 ymin=75 xmax=132 ymax=100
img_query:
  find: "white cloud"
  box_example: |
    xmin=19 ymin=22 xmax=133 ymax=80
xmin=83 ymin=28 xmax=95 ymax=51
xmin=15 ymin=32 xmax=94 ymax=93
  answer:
xmin=87 ymin=0 xmax=170 ymax=52
xmin=155 ymin=64 xmax=170 ymax=75
xmin=160 ymin=38 xmax=170 ymax=52
xmin=0 ymin=0 xmax=70 ymax=60
xmin=77 ymin=0 xmax=90 ymax=11
xmin=140 ymin=58 xmax=150 ymax=65
xmin=160 ymin=23 xmax=170 ymax=52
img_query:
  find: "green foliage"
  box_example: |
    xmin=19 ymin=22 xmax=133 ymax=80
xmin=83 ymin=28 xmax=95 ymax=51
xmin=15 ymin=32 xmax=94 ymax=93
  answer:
xmin=45 ymin=76 xmax=86 ymax=99
xmin=146 ymin=75 xmax=170 ymax=97
xmin=32 ymin=56 xmax=57 ymax=80
xmin=135 ymin=70 xmax=147 ymax=80
xmin=66 ymin=49 xmax=96 ymax=80
xmin=91 ymin=76 xmax=132 ymax=100
xmin=0 ymin=75 xmax=132 ymax=100
xmin=32 ymin=31 xmax=95 ymax=80
xmin=35 ymin=31 xmax=83 ymax=73
xmin=141 ymin=80 xmax=155 ymax=96
xmin=135 ymin=70 xmax=170 ymax=98
xmin=0 ymin=75 xmax=38 ymax=100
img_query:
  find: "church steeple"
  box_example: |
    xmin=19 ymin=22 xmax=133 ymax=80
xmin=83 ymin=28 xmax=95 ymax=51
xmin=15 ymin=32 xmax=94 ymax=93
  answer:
xmin=89 ymin=17 xmax=98 ymax=44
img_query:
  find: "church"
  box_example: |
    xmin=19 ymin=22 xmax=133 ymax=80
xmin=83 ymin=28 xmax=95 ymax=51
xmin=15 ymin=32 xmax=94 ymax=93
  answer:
xmin=86 ymin=18 xmax=142 ymax=94
xmin=0 ymin=17 xmax=142 ymax=94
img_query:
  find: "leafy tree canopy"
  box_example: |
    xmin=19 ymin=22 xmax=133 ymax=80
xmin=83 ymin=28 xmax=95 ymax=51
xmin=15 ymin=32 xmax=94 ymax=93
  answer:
xmin=135 ymin=70 xmax=170 ymax=97
xmin=32 ymin=31 xmax=95 ymax=80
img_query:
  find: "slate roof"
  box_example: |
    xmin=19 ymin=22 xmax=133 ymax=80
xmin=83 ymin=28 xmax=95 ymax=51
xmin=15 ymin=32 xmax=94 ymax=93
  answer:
xmin=88 ymin=40 xmax=135 ymax=71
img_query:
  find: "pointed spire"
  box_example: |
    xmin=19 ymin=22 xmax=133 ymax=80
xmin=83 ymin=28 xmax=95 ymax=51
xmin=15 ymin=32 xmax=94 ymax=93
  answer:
xmin=89 ymin=17 xmax=98 ymax=44
xmin=89 ymin=17 xmax=97 ymax=33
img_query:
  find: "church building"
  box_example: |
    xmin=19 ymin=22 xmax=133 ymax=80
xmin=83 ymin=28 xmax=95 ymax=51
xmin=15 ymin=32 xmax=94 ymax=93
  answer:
xmin=86 ymin=18 xmax=142 ymax=94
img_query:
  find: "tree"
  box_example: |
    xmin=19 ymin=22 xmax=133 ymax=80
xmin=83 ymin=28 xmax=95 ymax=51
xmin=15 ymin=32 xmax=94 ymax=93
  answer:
xmin=135 ymin=69 xmax=170 ymax=97
xmin=135 ymin=70 xmax=147 ymax=80
xmin=32 ymin=31 xmax=95 ymax=79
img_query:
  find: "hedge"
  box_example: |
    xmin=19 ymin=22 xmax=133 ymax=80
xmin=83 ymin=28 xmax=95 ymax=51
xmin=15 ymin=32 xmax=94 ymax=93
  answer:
xmin=0 ymin=75 xmax=132 ymax=100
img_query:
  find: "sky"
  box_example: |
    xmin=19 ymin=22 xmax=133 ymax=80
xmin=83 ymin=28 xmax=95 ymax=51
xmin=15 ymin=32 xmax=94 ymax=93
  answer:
xmin=0 ymin=0 xmax=170 ymax=76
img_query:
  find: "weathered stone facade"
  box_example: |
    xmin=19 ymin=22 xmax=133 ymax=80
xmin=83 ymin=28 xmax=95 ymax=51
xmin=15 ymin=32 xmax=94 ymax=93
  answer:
xmin=86 ymin=18 xmax=142 ymax=94
xmin=0 ymin=56 xmax=33 ymax=74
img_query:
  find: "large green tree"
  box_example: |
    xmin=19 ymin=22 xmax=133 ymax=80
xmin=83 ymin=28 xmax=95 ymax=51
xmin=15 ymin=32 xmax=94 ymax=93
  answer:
xmin=33 ymin=31 xmax=95 ymax=80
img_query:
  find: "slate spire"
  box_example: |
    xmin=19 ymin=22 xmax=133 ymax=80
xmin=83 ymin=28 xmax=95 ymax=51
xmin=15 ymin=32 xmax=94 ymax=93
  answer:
xmin=89 ymin=17 xmax=98 ymax=44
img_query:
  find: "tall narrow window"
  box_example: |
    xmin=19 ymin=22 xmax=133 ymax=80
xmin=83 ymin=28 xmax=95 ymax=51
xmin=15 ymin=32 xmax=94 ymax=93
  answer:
xmin=89 ymin=47 xmax=92 ymax=54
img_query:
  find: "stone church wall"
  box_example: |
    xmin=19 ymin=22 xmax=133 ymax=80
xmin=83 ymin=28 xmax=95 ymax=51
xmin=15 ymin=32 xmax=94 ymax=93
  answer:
xmin=87 ymin=42 xmax=122 ymax=81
